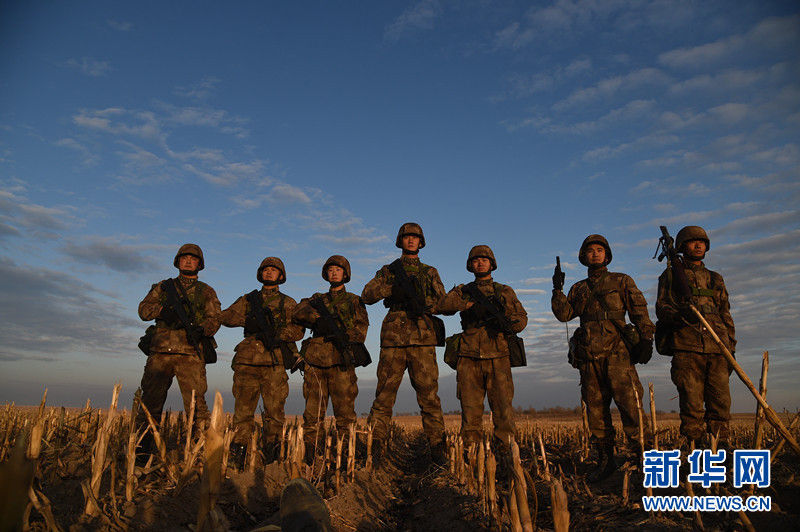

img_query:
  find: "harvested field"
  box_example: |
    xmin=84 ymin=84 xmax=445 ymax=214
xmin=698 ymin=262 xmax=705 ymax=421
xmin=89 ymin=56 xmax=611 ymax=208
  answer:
xmin=1 ymin=387 xmax=799 ymax=531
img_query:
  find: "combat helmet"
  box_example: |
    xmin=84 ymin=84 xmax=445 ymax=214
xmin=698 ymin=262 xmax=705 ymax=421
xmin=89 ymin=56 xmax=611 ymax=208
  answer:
xmin=579 ymin=234 xmax=612 ymax=266
xmin=395 ymin=222 xmax=425 ymax=249
xmin=322 ymin=255 xmax=351 ymax=283
xmin=257 ymin=257 xmax=286 ymax=284
xmin=466 ymin=245 xmax=498 ymax=272
xmin=676 ymin=226 xmax=710 ymax=252
xmin=173 ymin=243 xmax=204 ymax=270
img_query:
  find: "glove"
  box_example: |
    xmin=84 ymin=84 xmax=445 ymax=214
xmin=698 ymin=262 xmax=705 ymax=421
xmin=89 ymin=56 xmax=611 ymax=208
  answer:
xmin=679 ymin=303 xmax=698 ymax=323
xmin=553 ymin=267 xmax=565 ymax=291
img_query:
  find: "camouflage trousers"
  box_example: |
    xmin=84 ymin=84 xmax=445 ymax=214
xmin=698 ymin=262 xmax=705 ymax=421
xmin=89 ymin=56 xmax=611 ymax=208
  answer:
xmin=579 ymin=350 xmax=648 ymax=444
xmin=457 ymin=356 xmax=515 ymax=446
xmin=137 ymin=353 xmax=210 ymax=430
xmin=302 ymin=365 xmax=358 ymax=446
xmin=232 ymin=363 xmax=289 ymax=445
xmin=671 ymin=351 xmax=731 ymax=442
xmin=367 ymin=346 xmax=445 ymax=445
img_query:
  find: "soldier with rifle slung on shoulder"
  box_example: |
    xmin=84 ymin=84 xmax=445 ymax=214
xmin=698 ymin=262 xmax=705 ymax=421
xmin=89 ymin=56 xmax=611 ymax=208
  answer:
xmin=136 ymin=243 xmax=221 ymax=463
xmin=363 ymin=222 xmax=448 ymax=466
xmin=655 ymin=226 xmax=736 ymax=453
xmin=292 ymin=255 xmax=370 ymax=464
xmin=551 ymin=235 xmax=654 ymax=482
xmin=437 ymin=245 xmax=528 ymax=454
xmin=220 ymin=257 xmax=304 ymax=469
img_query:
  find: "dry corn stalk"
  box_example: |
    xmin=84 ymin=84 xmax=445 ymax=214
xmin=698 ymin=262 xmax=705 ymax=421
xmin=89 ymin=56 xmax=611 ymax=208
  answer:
xmin=510 ymin=439 xmax=533 ymax=532
xmin=648 ymin=382 xmax=658 ymax=450
xmin=753 ymin=351 xmax=769 ymax=449
xmin=347 ymin=424 xmax=356 ymax=481
xmin=485 ymin=440 xmax=498 ymax=525
xmin=580 ymin=400 xmax=589 ymax=460
xmin=0 ymin=429 xmax=37 ymax=531
xmin=197 ymin=391 xmax=224 ymax=531
xmin=506 ymin=485 xmax=522 ymax=532
xmin=84 ymin=383 xmax=121 ymax=517
xmin=771 ymin=411 xmax=800 ymax=462
xmin=184 ymin=389 xmax=196 ymax=464
xmin=537 ymin=432 xmax=550 ymax=482
xmin=550 ymin=477 xmax=570 ymax=532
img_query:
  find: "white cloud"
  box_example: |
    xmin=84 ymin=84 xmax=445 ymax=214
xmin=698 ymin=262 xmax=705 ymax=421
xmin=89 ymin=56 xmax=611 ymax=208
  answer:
xmin=64 ymin=57 xmax=111 ymax=77
xmin=268 ymin=184 xmax=311 ymax=204
xmin=173 ymin=77 xmax=221 ymax=101
xmin=385 ymin=0 xmax=441 ymax=42
xmin=554 ymin=68 xmax=670 ymax=110
xmin=107 ymin=20 xmax=133 ymax=31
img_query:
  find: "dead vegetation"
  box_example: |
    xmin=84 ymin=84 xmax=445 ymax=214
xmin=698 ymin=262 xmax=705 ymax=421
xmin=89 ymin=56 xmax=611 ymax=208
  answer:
xmin=1 ymin=383 xmax=799 ymax=531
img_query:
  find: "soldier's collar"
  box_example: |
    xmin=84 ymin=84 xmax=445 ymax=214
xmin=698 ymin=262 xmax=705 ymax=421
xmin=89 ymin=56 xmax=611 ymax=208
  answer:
xmin=328 ymin=286 xmax=347 ymax=296
xmin=474 ymin=277 xmax=493 ymax=285
xmin=587 ymin=266 xmax=607 ymax=278
xmin=684 ymin=260 xmax=705 ymax=270
xmin=400 ymin=256 xmax=420 ymax=264
xmin=178 ymin=275 xmax=198 ymax=286
xmin=260 ymin=286 xmax=280 ymax=296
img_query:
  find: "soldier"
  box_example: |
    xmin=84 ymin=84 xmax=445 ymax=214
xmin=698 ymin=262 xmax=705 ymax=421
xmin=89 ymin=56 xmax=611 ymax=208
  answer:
xmin=551 ymin=235 xmax=654 ymax=482
xmin=292 ymin=255 xmax=369 ymax=461
xmin=363 ymin=222 xmax=447 ymax=465
xmin=137 ymin=243 xmax=221 ymax=460
xmin=656 ymin=226 xmax=736 ymax=449
xmin=220 ymin=257 xmax=304 ymax=468
xmin=438 ymin=245 xmax=527 ymax=449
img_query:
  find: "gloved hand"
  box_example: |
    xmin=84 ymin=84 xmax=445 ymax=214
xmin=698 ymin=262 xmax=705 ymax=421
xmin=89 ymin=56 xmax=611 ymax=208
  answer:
xmin=186 ymin=325 xmax=205 ymax=346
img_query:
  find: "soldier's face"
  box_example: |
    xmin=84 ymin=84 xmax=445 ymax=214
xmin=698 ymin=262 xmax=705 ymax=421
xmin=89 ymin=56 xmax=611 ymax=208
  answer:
xmin=178 ymin=254 xmax=200 ymax=272
xmin=401 ymin=235 xmax=421 ymax=253
xmin=471 ymin=257 xmax=492 ymax=275
xmin=261 ymin=266 xmax=281 ymax=283
xmin=327 ymin=265 xmax=344 ymax=283
xmin=684 ymin=240 xmax=707 ymax=260
xmin=585 ymin=244 xmax=606 ymax=266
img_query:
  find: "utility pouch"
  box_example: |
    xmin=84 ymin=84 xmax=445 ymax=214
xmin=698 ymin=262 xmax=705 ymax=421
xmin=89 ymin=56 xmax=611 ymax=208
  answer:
xmin=349 ymin=343 xmax=372 ymax=367
xmin=568 ymin=326 xmax=588 ymax=368
xmin=280 ymin=342 xmax=299 ymax=370
xmin=138 ymin=325 xmax=156 ymax=355
xmin=654 ymin=320 xmax=672 ymax=357
xmin=200 ymin=336 xmax=218 ymax=364
xmin=623 ymin=323 xmax=653 ymax=364
xmin=506 ymin=334 xmax=527 ymax=367
xmin=443 ymin=333 xmax=461 ymax=370
xmin=431 ymin=315 xmax=446 ymax=347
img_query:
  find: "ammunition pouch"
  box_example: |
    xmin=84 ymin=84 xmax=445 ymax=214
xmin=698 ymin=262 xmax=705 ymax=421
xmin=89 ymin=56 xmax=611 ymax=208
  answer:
xmin=568 ymin=326 xmax=588 ymax=368
xmin=280 ymin=342 xmax=299 ymax=370
xmin=200 ymin=336 xmax=218 ymax=364
xmin=443 ymin=333 xmax=461 ymax=370
xmin=654 ymin=320 xmax=672 ymax=357
xmin=506 ymin=334 xmax=526 ymax=367
xmin=348 ymin=343 xmax=372 ymax=367
xmin=430 ymin=315 xmax=446 ymax=346
xmin=138 ymin=325 xmax=156 ymax=355
xmin=622 ymin=323 xmax=653 ymax=364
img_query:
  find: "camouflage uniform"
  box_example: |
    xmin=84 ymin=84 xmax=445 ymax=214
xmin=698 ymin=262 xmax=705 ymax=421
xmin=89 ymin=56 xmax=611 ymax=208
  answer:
xmin=364 ymin=223 xmax=447 ymax=448
xmin=293 ymin=256 xmax=368 ymax=448
xmin=221 ymin=257 xmax=304 ymax=449
xmin=656 ymin=226 xmax=736 ymax=444
xmin=551 ymin=236 xmax=654 ymax=450
xmin=137 ymin=244 xmax=221 ymax=430
xmin=438 ymin=245 xmax=527 ymax=446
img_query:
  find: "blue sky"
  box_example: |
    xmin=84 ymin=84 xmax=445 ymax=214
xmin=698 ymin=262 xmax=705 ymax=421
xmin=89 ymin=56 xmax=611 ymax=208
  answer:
xmin=1 ymin=1 xmax=798 ymax=416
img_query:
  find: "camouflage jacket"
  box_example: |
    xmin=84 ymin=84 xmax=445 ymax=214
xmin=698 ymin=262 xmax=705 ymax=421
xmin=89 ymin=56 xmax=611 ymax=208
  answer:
xmin=221 ymin=287 xmax=304 ymax=366
xmin=293 ymin=289 xmax=369 ymax=367
xmin=551 ymin=267 xmax=654 ymax=358
xmin=656 ymin=261 xmax=736 ymax=355
xmin=138 ymin=276 xmax=222 ymax=356
xmin=362 ymin=257 xmax=446 ymax=347
xmin=438 ymin=278 xmax=528 ymax=359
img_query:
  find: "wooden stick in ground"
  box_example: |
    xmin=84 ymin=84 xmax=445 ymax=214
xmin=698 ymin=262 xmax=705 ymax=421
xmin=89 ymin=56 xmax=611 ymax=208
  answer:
xmin=537 ymin=432 xmax=550 ymax=482
xmin=510 ymin=439 xmax=533 ymax=532
xmin=477 ymin=438 xmax=486 ymax=513
xmin=689 ymin=304 xmax=800 ymax=455
xmin=753 ymin=351 xmax=769 ymax=449
xmin=648 ymin=382 xmax=659 ymax=450
xmin=197 ymin=391 xmax=225 ymax=532
xmin=771 ymin=411 xmax=800 ymax=463
xmin=485 ymin=441 xmax=498 ymax=525
xmin=84 ymin=383 xmax=121 ymax=517
xmin=581 ymin=400 xmax=589 ymax=461
xmin=365 ymin=423 xmax=374 ymax=471
xmin=550 ymin=478 xmax=570 ymax=532
xmin=184 ymin=389 xmax=196 ymax=464
xmin=347 ymin=424 xmax=356 ymax=482
xmin=335 ymin=434 xmax=344 ymax=492
xmin=506 ymin=485 xmax=522 ymax=532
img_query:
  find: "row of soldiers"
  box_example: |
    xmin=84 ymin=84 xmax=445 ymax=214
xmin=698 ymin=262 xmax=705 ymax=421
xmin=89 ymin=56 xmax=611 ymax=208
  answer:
xmin=135 ymin=222 xmax=735 ymax=481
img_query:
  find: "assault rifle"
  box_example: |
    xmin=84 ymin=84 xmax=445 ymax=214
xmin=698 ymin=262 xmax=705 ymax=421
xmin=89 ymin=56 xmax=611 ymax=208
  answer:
xmin=161 ymin=279 xmax=217 ymax=364
xmin=309 ymin=296 xmax=371 ymax=368
xmin=654 ymin=226 xmax=800 ymax=455
xmin=387 ymin=259 xmax=427 ymax=319
xmin=245 ymin=290 xmax=297 ymax=371
xmin=462 ymin=282 xmax=526 ymax=367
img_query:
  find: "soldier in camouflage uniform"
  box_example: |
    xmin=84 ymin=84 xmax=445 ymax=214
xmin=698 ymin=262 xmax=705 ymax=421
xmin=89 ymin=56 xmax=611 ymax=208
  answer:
xmin=656 ymin=226 xmax=736 ymax=448
xmin=137 ymin=244 xmax=221 ymax=459
xmin=438 ymin=245 xmax=527 ymax=448
xmin=551 ymin=235 xmax=654 ymax=481
xmin=292 ymin=255 xmax=369 ymax=461
xmin=220 ymin=257 xmax=304 ymax=467
xmin=363 ymin=222 xmax=447 ymax=465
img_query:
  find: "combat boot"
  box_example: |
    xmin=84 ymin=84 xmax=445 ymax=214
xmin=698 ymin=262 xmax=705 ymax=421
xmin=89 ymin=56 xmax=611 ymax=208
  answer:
xmin=430 ymin=440 xmax=447 ymax=468
xmin=135 ymin=431 xmax=155 ymax=467
xmin=588 ymin=442 xmax=617 ymax=483
xmin=264 ymin=438 xmax=280 ymax=465
xmin=229 ymin=442 xmax=247 ymax=471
